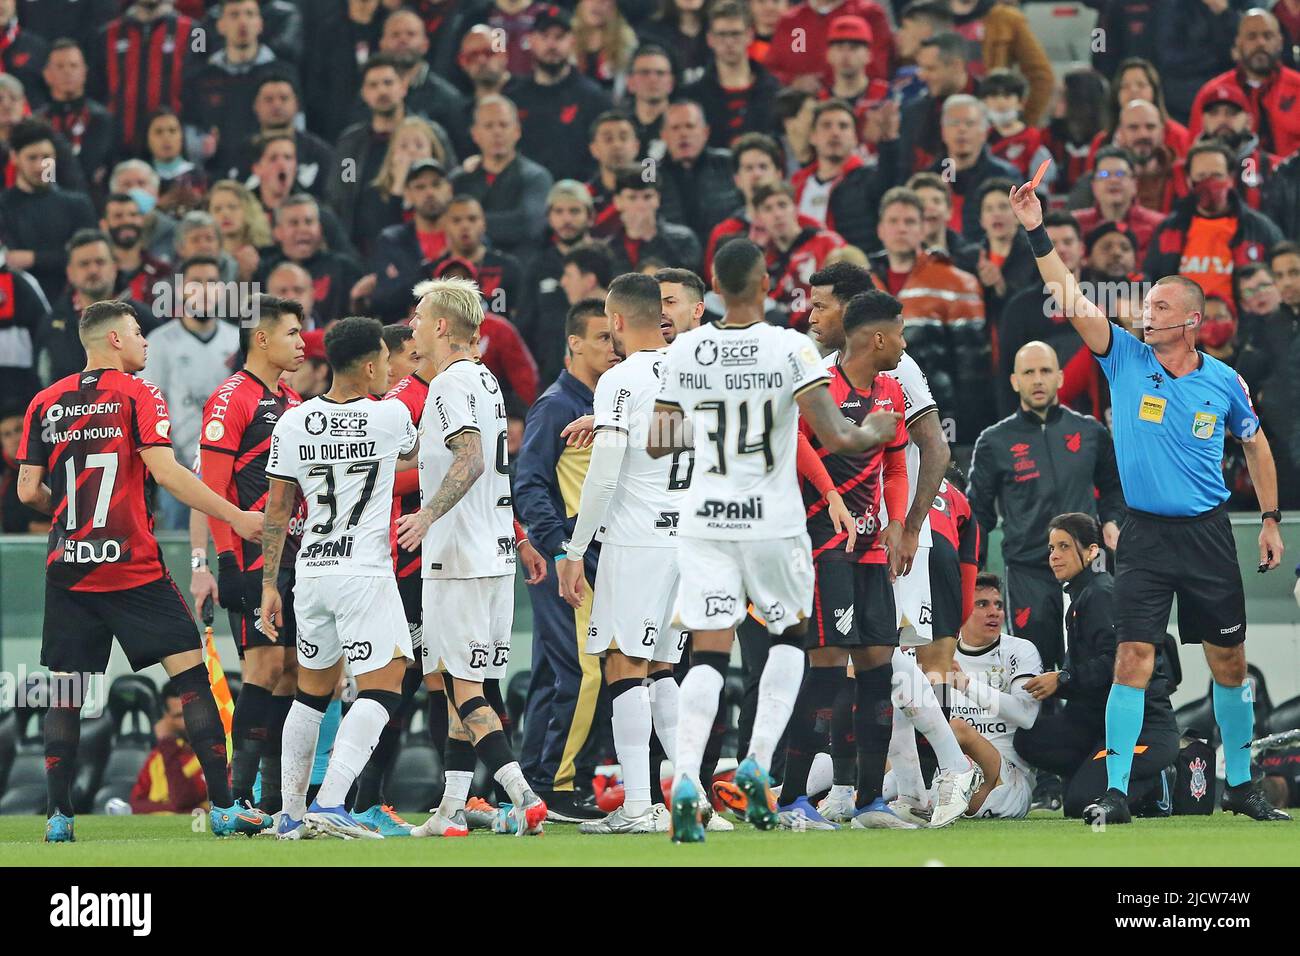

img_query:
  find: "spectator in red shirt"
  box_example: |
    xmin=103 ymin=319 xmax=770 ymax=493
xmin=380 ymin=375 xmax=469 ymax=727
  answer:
xmin=129 ymin=681 xmax=210 ymax=815
xmin=1195 ymin=82 xmax=1280 ymax=212
xmin=980 ymin=69 xmax=1053 ymax=183
xmin=820 ymin=15 xmax=891 ymax=141
xmin=765 ymin=0 xmax=893 ymax=92
xmin=747 ymin=0 xmax=788 ymax=63
xmin=1188 ymin=10 xmax=1300 ymax=158
xmin=1087 ymin=58 xmax=1192 ymax=167
xmin=753 ymin=180 xmax=845 ymax=327
xmin=1071 ymin=146 xmax=1168 ymax=263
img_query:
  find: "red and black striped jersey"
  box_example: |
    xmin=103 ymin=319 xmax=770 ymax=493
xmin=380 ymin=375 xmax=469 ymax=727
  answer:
xmin=801 ymin=365 xmax=907 ymax=564
xmin=384 ymin=372 xmax=429 ymax=579
xmin=200 ymin=369 xmax=304 ymax=572
xmin=19 ymin=368 xmax=173 ymax=592
xmin=95 ymin=13 xmax=197 ymax=154
xmin=930 ymin=478 xmax=982 ymax=567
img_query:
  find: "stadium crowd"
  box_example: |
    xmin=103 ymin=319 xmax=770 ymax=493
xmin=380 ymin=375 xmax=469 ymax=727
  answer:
xmin=1 ymin=0 xmax=1299 ymax=834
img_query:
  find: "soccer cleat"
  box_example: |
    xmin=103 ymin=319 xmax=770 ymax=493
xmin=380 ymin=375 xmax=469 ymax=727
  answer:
xmin=711 ymin=778 xmax=747 ymax=816
xmin=541 ymin=789 xmax=605 ymax=823
xmin=275 ymin=813 xmax=311 ymax=840
xmin=354 ymin=804 xmax=413 ymax=837
xmin=508 ymin=792 xmax=547 ymax=836
xmin=705 ymin=810 xmax=735 ymax=832
xmin=669 ymin=775 xmax=706 ymax=844
xmin=578 ymin=805 xmax=662 ymax=834
xmin=778 ymin=795 xmax=839 ymax=830
xmin=210 ymin=800 xmax=274 ymax=836
xmin=1082 ymin=788 xmax=1133 ymax=826
xmin=464 ymin=796 xmax=497 ymax=830
xmin=850 ymin=796 xmax=921 ymax=830
xmin=1221 ymin=781 xmax=1292 ymax=821
xmin=492 ymin=803 xmax=518 ymax=834
xmin=304 ymin=801 xmax=384 ymax=839
xmin=929 ymin=758 xmax=983 ymax=828
xmin=44 ymin=813 xmax=75 ymax=843
xmin=888 ymin=797 xmax=932 ymax=827
xmin=816 ymin=785 xmax=856 ymax=824
xmin=412 ymin=809 xmax=470 ymax=837
xmin=734 ymin=756 xmax=779 ymax=831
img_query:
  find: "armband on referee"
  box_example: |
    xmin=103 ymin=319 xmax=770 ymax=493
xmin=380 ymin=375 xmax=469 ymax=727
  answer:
xmin=1026 ymin=224 xmax=1054 ymax=258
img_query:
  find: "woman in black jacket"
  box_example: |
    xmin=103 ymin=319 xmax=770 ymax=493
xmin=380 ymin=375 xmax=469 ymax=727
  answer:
xmin=1014 ymin=513 xmax=1181 ymax=819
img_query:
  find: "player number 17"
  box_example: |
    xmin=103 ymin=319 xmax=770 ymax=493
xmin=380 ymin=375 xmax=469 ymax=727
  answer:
xmin=64 ymin=453 xmax=118 ymax=530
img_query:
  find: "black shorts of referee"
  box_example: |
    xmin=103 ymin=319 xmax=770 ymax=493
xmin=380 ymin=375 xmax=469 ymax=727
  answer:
xmin=1113 ymin=503 xmax=1245 ymax=648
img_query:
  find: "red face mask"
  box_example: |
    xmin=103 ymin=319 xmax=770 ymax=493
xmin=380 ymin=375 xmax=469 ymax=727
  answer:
xmin=1198 ymin=313 xmax=1236 ymax=349
xmin=1193 ymin=177 xmax=1233 ymax=209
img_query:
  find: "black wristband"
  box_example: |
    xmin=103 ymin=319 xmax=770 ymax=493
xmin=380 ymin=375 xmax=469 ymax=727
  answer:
xmin=1026 ymin=223 xmax=1054 ymax=258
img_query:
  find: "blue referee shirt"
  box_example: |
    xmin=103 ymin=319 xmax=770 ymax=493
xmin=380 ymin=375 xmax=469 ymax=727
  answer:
xmin=1095 ymin=327 xmax=1259 ymax=516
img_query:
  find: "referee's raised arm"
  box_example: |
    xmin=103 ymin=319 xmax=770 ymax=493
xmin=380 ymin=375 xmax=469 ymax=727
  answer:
xmin=1008 ymin=182 xmax=1113 ymax=356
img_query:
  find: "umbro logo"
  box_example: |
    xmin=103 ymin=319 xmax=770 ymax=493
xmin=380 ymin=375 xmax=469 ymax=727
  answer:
xmin=262 ymin=412 xmax=278 ymax=423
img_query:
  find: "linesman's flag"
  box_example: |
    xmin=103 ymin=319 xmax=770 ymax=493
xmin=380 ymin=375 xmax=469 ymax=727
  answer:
xmin=202 ymin=626 xmax=235 ymax=764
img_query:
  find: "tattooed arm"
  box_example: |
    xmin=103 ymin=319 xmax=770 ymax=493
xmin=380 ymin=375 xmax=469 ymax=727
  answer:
xmin=395 ymin=430 xmax=485 ymax=550
xmin=258 ymin=476 xmax=297 ymax=641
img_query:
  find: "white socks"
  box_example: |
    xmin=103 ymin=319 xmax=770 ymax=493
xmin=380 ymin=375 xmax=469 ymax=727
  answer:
xmin=317 ymin=697 xmax=387 ymax=809
xmin=891 ymin=649 xmax=965 ymax=774
xmin=612 ymin=683 xmax=653 ymax=815
xmin=748 ymin=643 xmax=805 ymax=769
xmin=649 ymin=674 xmax=679 ymax=766
xmin=439 ymin=771 xmax=473 ymax=815
xmin=281 ymin=699 xmax=324 ymax=820
xmin=807 ymin=751 xmax=834 ymax=797
xmin=673 ymin=664 xmax=724 ymax=786
xmin=493 ymin=761 xmax=530 ymax=806
xmin=888 ymin=699 xmax=927 ymax=802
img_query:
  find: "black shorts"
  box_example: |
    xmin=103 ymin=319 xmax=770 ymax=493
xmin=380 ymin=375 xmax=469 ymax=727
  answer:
xmin=808 ymin=561 xmax=898 ymax=649
xmin=1113 ymin=504 xmax=1246 ymax=648
xmin=229 ymin=568 xmax=297 ymax=658
xmin=42 ymin=575 xmax=200 ymax=674
xmin=398 ymin=573 xmax=423 ymax=651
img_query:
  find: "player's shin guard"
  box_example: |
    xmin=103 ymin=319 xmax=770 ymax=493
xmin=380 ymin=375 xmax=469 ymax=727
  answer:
xmin=169 ymin=663 xmax=236 ymax=807
xmin=230 ymin=682 xmax=272 ymax=803
xmin=317 ymin=690 xmax=400 ymax=808
xmin=1104 ymin=682 xmax=1145 ymax=793
xmin=853 ymin=664 xmax=893 ymax=807
xmin=674 ymin=653 xmax=727 ymax=787
xmin=781 ymin=666 xmax=838 ymax=803
xmin=892 ymin=648 xmax=965 ymax=773
xmin=749 ymin=642 xmax=805 ymax=769
xmin=1212 ymin=681 xmax=1255 ymax=787
xmin=649 ymin=671 xmax=679 ymax=766
xmin=43 ymin=704 xmax=81 ymax=817
xmin=260 ymin=694 xmax=293 ymax=814
xmin=441 ymin=736 xmax=477 ymax=814
xmin=831 ymin=673 xmax=856 ymax=786
xmin=611 ymin=678 xmax=653 ymax=814
xmin=282 ymin=690 xmax=330 ymax=819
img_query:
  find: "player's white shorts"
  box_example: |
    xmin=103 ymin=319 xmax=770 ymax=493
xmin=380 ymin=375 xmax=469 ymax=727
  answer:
xmin=965 ymin=760 xmax=1033 ymax=820
xmin=294 ymin=575 xmax=413 ymax=678
xmin=674 ymin=533 xmax=814 ymax=634
xmin=586 ymin=544 xmax=685 ymax=663
xmin=422 ymin=575 xmax=513 ymax=682
xmin=895 ymin=543 xmax=933 ymax=646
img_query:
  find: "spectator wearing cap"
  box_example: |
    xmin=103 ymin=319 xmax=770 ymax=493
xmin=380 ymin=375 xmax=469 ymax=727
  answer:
xmin=948 ymin=0 xmax=1053 ymax=125
xmin=792 ymin=97 xmax=899 ymax=254
xmin=586 ymin=111 xmax=640 ymax=237
xmin=506 ymin=6 xmax=613 ymax=183
xmin=520 ymin=181 xmax=596 ymax=387
xmin=1143 ymin=141 xmax=1284 ymax=306
xmin=1073 ymin=100 xmax=1187 ymax=217
xmin=818 ymin=14 xmax=892 ymax=140
xmin=0 ymin=119 xmax=97 ymax=302
xmin=450 ymin=94 xmax=554 ymax=270
xmin=926 ymin=94 xmax=1019 ymax=245
xmin=753 ymin=180 xmax=844 ymax=328
xmin=37 ymin=39 xmax=115 ymax=201
xmin=980 ymin=69 xmax=1053 ymax=183
xmin=623 ymin=44 xmax=674 ymax=163
xmin=1188 ymin=9 xmax=1300 ymax=157
xmin=1193 ymin=81 xmax=1280 ymax=212
xmin=682 ymin=1 xmax=780 ymax=149
xmin=428 ymin=195 xmax=524 ymax=319
xmin=656 ymin=100 xmax=744 ymax=243
xmin=998 ymin=213 xmax=1106 ymax=418
xmin=898 ymin=32 xmax=976 ymax=179
xmin=603 ymin=163 xmax=701 ymax=274
xmin=1072 ymin=146 xmax=1167 ymax=263
xmin=369 ymin=158 xmax=454 ymax=323
xmin=765 ymin=0 xmax=893 ymax=92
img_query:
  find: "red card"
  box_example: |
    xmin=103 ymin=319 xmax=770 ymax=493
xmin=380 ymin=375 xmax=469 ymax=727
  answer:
xmin=1030 ymin=159 xmax=1050 ymax=189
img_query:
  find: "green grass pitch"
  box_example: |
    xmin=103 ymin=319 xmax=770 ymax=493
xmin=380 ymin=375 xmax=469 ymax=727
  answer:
xmin=3 ymin=812 xmax=1298 ymax=866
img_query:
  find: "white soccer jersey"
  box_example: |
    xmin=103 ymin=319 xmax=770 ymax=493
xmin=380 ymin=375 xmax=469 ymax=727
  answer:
xmin=420 ymin=358 xmax=516 ymax=578
xmin=592 ymin=348 xmax=686 ymax=547
xmin=951 ymin=633 xmax=1042 ymax=772
xmin=266 ymin=395 xmax=417 ymax=577
xmin=659 ymin=321 xmax=828 ymax=540
xmin=826 ymin=350 xmax=939 ymax=546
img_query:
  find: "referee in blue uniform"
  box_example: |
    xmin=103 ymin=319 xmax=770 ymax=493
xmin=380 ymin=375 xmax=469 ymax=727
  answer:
xmin=1009 ymin=180 xmax=1291 ymax=824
